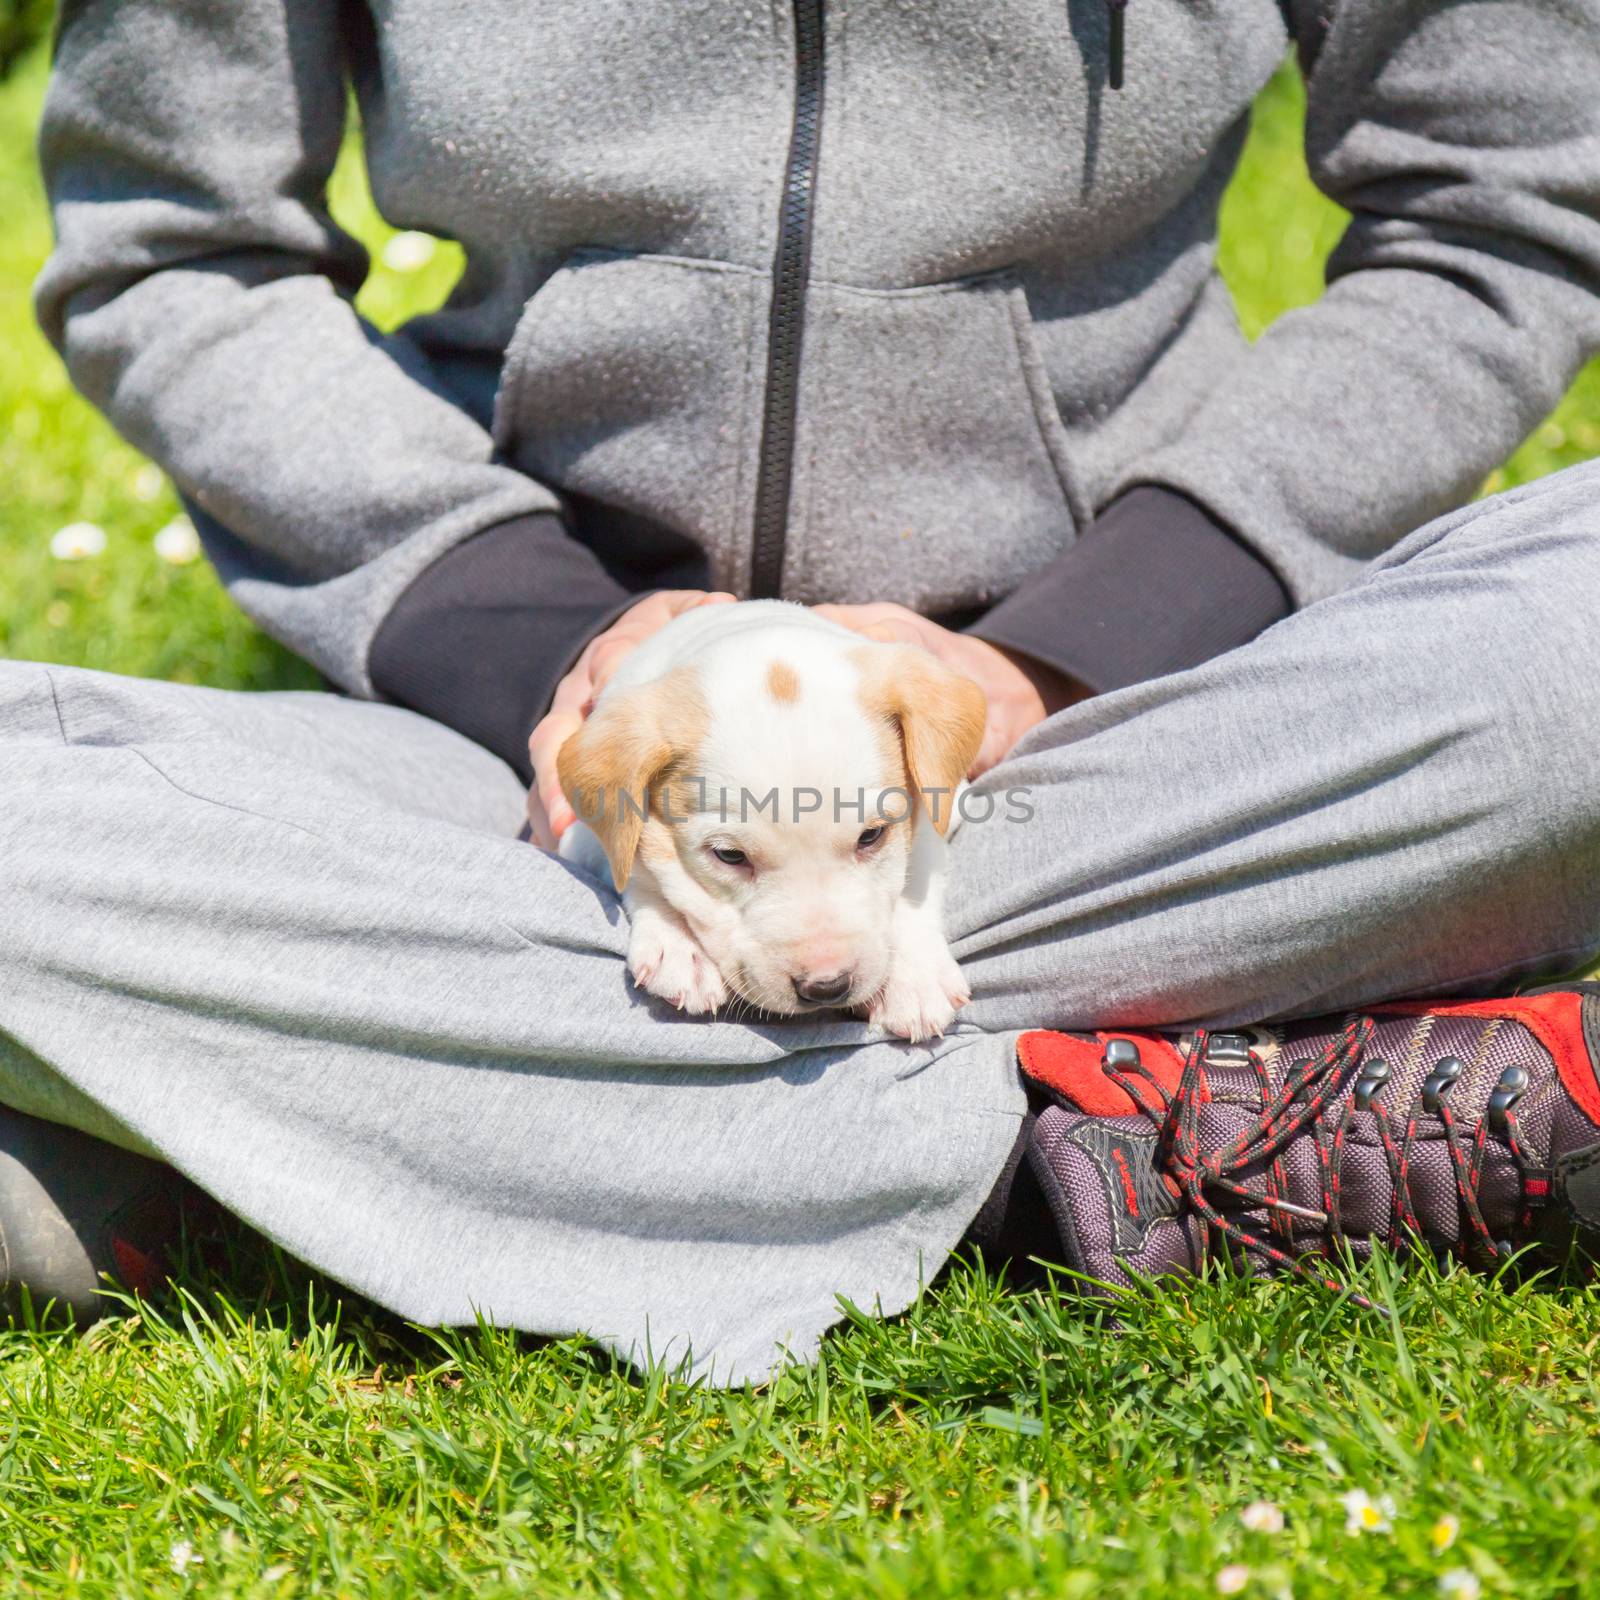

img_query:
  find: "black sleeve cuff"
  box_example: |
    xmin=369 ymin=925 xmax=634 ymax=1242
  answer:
xmin=368 ymin=513 xmax=637 ymax=783
xmin=964 ymin=486 xmax=1291 ymax=694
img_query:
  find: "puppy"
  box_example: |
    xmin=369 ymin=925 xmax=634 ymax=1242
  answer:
xmin=556 ymin=601 xmax=987 ymax=1040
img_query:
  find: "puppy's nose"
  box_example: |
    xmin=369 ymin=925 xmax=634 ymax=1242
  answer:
xmin=793 ymin=971 xmax=854 ymax=1007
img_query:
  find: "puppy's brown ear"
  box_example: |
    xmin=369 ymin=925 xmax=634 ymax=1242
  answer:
xmin=556 ymin=668 xmax=706 ymax=891
xmin=856 ymin=645 xmax=988 ymax=836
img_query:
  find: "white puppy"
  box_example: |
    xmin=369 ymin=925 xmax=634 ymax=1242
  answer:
xmin=556 ymin=600 xmax=987 ymax=1040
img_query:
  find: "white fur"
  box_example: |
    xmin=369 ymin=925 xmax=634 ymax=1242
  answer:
xmin=559 ymin=602 xmax=971 ymax=1040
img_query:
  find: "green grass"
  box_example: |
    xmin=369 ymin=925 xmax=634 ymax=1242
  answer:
xmin=3 ymin=43 xmax=1600 ymax=1600
xmin=6 ymin=1242 xmax=1600 ymax=1598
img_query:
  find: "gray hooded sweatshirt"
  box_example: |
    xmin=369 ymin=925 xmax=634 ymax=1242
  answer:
xmin=34 ymin=1 xmax=1600 ymax=776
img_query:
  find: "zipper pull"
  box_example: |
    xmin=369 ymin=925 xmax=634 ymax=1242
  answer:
xmin=1107 ymin=0 xmax=1128 ymax=91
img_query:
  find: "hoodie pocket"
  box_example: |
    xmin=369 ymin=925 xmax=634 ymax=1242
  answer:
xmin=492 ymin=249 xmax=767 ymax=591
xmin=781 ymin=272 xmax=1086 ymax=612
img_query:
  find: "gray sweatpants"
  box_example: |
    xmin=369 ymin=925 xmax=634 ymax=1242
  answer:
xmin=3 ymin=464 xmax=1600 ymax=1383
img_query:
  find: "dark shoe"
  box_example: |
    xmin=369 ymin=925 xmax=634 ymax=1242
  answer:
xmin=0 ymin=1107 xmax=192 ymax=1324
xmin=1019 ymin=986 xmax=1600 ymax=1302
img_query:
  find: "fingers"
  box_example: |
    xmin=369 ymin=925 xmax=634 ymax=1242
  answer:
xmin=969 ymin=722 xmax=1008 ymax=782
xmin=526 ymin=785 xmax=558 ymax=852
xmin=858 ymin=617 xmax=924 ymax=646
xmin=528 ymin=700 xmax=584 ymax=844
xmin=814 ymin=601 xmax=879 ymax=631
xmin=659 ymin=588 xmax=736 ymax=622
xmin=816 ymin=602 xmax=933 ymax=650
xmin=586 ymin=632 xmax=639 ymax=698
xmin=530 ymin=647 xmax=593 ymax=844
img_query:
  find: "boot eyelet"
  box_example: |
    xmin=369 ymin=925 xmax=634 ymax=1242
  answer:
xmin=1487 ymin=1062 xmax=1529 ymax=1131
xmin=1102 ymin=1038 xmax=1141 ymax=1073
xmin=1204 ymin=1033 xmax=1253 ymax=1065
xmin=1352 ymin=1057 xmax=1390 ymax=1111
xmin=1422 ymin=1055 xmax=1465 ymax=1114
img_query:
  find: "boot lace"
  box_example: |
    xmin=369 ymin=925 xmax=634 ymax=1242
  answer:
xmin=1103 ymin=1017 xmax=1537 ymax=1308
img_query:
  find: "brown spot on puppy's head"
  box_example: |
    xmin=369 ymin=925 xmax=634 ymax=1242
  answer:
xmin=852 ymin=645 xmax=988 ymax=835
xmin=556 ymin=666 xmax=708 ymax=891
xmin=766 ymin=659 xmax=800 ymax=704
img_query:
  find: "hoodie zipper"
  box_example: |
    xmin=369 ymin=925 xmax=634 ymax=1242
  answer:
xmin=749 ymin=0 xmax=825 ymax=600
xmin=1107 ymin=0 xmax=1127 ymax=90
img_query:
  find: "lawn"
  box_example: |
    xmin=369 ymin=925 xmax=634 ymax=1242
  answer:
xmin=4 ymin=38 xmax=1600 ymax=1600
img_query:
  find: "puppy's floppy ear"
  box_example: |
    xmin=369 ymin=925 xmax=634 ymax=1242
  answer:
xmin=556 ymin=667 xmax=706 ymax=891
xmin=855 ymin=645 xmax=988 ymax=836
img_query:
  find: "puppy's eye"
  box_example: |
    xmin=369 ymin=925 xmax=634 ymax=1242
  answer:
xmin=856 ymin=825 xmax=886 ymax=851
xmin=710 ymin=845 xmax=748 ymax=867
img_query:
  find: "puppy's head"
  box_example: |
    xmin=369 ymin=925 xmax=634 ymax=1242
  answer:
xmin=559 ymin=638 xmax=986 ymax=1016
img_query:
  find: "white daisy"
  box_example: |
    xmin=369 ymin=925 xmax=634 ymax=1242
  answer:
xmin=49 ymin=521 xmax=107 ymax=561
xmin=1240 ymin=1500 xmax=1285 ymax=1534
xmin=153 ymin=515 xmax=202 ymax=566
xmin=1438 ymin=1571 xmax=1480 ymax=1600
xmin=1215 ymin=1564 xmax=1251 ymax=1595
xmin=1340 ymin=1488 xmax=1395 ymax=1536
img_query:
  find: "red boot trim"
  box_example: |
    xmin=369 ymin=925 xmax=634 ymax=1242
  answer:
xmin=1375 ymin=992 xmax=1600 ymax=1129
xmin=1017 ymin=1029 xmax=1195 ymax=1116
xmin=109 ymin=1236 xmax=162 ymax=1298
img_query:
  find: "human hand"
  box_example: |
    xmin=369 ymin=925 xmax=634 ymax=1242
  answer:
xmin=527 ymin=589 xmax=735 ymax=847
xmin=813 ymin=601 xmax=1087 ymax=778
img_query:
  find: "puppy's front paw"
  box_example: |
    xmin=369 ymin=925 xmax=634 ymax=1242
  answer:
xmin=627 ymin=907 xmax=728 ymax=1015
xmin=868 ymin=945 xmax=970 ymax=1043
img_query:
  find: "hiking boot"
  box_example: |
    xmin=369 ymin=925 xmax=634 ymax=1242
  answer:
xmin=1019 ymin=986 xmax=1600 ymax=1301
xmin=0 ymin=1106 xmax=193 ymax=1324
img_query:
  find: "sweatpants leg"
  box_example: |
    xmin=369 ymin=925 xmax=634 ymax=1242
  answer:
xmin=949 ymin=459 xmax=1600 ymax=1028
xmin=0 ymin=669 xmax=1026 ymax=1384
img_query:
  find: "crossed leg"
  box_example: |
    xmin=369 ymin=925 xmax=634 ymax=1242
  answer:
xmin=948 ymin=461 xmax=1600 ymax=1027
xmin=0 ymin=664 xmax=1023 ymax=1383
